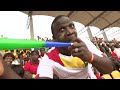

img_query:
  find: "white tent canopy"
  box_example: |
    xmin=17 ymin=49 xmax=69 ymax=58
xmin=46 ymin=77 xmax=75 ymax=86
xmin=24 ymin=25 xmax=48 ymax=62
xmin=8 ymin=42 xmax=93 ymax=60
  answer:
xmin=21 ymin=11 xmax=120 ymax=40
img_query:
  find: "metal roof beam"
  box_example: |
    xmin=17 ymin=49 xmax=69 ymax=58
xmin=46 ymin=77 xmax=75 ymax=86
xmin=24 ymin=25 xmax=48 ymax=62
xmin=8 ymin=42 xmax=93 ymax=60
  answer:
xmin=85 ymin=11 xmax=106 ymax=26
xmin=102 ymin=18 xmax=120 ymax=30
xmin=67 ymin=11 xmax=75 ymax=17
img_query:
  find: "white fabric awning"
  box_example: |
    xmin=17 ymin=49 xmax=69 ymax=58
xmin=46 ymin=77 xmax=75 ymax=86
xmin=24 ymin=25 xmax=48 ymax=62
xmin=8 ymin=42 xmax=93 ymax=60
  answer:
xmin=21 ymin=11 xmax=120 ymax=30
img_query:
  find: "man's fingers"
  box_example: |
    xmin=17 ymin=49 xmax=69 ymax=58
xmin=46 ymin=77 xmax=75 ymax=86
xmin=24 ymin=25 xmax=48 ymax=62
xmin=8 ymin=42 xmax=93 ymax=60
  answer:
xmin=68 ymin=42 xmax=84 ymax=51
xmin=71 ymin=38 xmax=82 ymax=43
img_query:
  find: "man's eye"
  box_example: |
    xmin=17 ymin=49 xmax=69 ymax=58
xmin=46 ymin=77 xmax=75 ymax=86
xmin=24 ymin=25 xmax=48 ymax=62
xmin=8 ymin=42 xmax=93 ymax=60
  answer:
xmin=70 ymin=24 xmax=74 ymax=28
xmin=59 ymin=28 xmax=65 ymax=32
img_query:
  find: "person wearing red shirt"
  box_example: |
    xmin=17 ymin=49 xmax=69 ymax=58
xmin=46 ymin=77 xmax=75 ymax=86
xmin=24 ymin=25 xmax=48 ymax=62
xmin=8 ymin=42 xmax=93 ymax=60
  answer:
xmin=40 ymin=48 xmax=46 ymax=58
xmin=110 ymin=45 xmax=119 ymax=61
xmin=23 ymin=50 xmax=39 ymax=79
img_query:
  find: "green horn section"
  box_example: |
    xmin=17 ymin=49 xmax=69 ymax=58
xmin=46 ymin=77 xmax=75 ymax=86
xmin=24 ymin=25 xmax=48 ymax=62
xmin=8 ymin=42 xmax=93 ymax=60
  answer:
xmin=0 ymin=38 xmax=45 ymax=50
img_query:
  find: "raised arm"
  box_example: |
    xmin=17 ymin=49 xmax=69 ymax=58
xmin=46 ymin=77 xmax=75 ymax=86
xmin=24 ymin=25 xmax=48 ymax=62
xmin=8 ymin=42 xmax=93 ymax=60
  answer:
xmin=68 ymin=38 xmax=113 ymax=74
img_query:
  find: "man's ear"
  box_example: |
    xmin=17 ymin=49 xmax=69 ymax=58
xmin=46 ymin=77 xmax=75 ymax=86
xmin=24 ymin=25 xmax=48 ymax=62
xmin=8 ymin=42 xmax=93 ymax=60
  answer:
xmin=52 ymin=35 xmax=56 ymax=41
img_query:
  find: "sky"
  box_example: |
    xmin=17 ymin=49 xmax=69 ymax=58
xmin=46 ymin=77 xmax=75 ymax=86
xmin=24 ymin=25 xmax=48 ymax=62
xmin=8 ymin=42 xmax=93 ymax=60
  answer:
xmin=0 ymin=11 xmax=120 ymax=41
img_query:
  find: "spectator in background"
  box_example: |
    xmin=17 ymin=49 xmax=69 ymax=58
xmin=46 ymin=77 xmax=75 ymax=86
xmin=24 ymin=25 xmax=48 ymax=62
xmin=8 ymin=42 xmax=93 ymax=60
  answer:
xmin=113 ymin=44 xmax=120 ymax=59
xmin=18 ymin=53 xmax=24 ymax=66
xmin=40 ymin=48 xmax=46 ymax=58
xmin=3 ymin=52 xmax=24 ymax=78
xmin=3 ymin=53 xmax=15 ymax=66
xmin=110 ymin=45 xmax=119 ymax=61
xmin=22 ymin=49 xmax=27 ymax=59
xmin=23 ymin=50 xmax=39 ymax=79
xmin=102 ymin=43 xmax=112 ymax=59
xmin=99 ymin=46 xmax=107 ymax=57
xmin=23 ymin=57 xmax=29 ymax=66
xmin=10 ymin=50 xmax=14 ymax=55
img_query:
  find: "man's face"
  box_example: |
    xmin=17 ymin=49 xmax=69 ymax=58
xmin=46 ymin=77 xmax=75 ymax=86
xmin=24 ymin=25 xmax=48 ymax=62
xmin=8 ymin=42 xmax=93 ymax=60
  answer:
xmin=4 ymin=56 xmax=13 ymax=65
xmin=31 ymin=52 xmax=39 ymax=62
xmin=53 ymin=16 xmax=77 ymax=42
xmin=40 ymin=48 xmax=45 ymax=56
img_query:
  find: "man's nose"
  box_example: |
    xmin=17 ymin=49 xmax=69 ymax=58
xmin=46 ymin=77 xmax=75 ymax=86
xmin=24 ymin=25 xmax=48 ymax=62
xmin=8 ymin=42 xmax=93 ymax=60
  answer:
xmin=66 ymin=27 xmax=73 ymax=35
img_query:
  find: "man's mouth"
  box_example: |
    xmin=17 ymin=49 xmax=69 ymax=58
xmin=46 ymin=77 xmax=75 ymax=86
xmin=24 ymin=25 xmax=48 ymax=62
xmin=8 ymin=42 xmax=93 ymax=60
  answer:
xmin=65 ymin=34 xmax=77 ymax=42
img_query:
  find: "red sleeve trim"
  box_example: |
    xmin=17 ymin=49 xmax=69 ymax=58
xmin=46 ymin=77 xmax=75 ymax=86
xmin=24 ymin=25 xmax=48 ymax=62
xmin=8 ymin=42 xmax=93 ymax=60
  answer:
xmin=46 ymin=48 xmax=64 ymax=66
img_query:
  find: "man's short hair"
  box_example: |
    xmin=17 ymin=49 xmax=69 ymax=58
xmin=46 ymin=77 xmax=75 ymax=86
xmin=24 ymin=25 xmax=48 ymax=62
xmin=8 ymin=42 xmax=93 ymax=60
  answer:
xmin=31 ymin=50 xmax=39 ymax=56
xmin=51 ymin=15 xmax=67 ymax=35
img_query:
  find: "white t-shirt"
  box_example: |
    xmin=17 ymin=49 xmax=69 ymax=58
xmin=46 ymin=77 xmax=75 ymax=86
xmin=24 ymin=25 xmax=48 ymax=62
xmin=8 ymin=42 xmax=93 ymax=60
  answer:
xmin=12 ymin=59 xmax=20 ymax=65
xmin=37 ymin=37 xmax=103 ymax=79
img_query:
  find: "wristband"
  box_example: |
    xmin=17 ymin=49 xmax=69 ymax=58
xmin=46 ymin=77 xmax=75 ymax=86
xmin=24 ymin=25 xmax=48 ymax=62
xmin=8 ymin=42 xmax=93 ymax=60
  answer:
xmin=90 ymin=52 xmax=94 ymax=63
